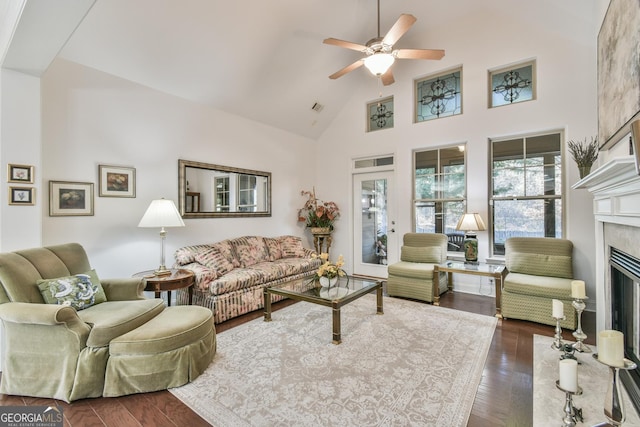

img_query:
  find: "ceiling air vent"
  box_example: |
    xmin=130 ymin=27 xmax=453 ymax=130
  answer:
xmin=311 ymin=102 xmax=324 ymax=113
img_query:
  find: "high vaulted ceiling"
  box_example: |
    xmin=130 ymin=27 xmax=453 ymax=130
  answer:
xmin=2 ymin=0 xmax=605 ymax=140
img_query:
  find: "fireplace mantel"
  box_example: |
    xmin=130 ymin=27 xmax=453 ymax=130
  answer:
xmin=573 ymin=157 xmax=640 ymax=227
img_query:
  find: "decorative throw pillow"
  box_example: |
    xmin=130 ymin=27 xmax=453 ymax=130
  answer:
xmin=231 ymin=236 xmax=270 ymax=267
xmin=508 ymin=253 xmax=573 ymax=278
xmin=401 ymin=246 xmax=442 ymax=263
xmin=174 ymin=244 xmax=212 ymax=265
xmin=264 ymin=237 xmax=283 ymax=261
xmin=211 ymin=240 xmax=241 ymax=268
xmin=279 ymin=235 xmax=306 ymax=258
xmin=37 ymin=269 xmax=107 ymax=310
xmin=195 ymin=247 xmax=235 ymax=276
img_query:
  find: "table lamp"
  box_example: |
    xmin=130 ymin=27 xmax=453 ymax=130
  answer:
xmin=138 ymin=198 xmax=185 ymax=276
xmin=456 ymin=213 xmax=486 ymax=263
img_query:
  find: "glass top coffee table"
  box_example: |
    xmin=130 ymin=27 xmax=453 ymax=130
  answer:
xmin=264 ymin=275 xmax=383 ymax=344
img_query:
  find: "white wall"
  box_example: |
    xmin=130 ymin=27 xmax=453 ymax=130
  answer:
xmin=1 ymin=68 xmax=42 ymax=251
xmin=315 ymin=1 xmax=603 ymax=309
xmin=40 ymin=58 xmax=316 ymax=278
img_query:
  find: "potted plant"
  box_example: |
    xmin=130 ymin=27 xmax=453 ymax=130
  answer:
xmin=298 ymin=188 xmax=340 ymax=233
xmin=567 ymin=136 xmax=598 ymax=179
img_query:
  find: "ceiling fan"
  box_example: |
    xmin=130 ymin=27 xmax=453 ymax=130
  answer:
xmin=323 ymin=0 xmax=444 ymax=86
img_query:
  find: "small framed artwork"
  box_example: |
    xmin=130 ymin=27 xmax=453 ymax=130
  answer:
xmin=7 ymin=164 xmax=34 ymax=184
xmin=99 ymin=165 xmax=136 ymax=197
xmin=367 ymin=96 xmax=394 ymax=132
xmin=49 ymin=181 xmax=94 ymax=216
xmin=9 ymin=187 xmax=34 ymax=205
xmin=489 ymin=60 xmax=536 ymax=108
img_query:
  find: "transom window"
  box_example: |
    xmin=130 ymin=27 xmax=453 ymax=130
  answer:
xmin=490 ymin=131 xmax=563 ymax=255
xmin=413 ymin=146 xmax=466 ymax=253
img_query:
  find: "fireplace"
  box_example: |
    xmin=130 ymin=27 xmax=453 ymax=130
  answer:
xmin=610 ymin=247 xmax=640 ymax=414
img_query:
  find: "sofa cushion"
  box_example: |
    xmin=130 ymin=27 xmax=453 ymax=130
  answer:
xmin=272 ymin=257 xmax=321 ymax=276
xmin=174 ymin=244 xmax=212 ymax=265
xmin=264 ymin=237 xmax=283 ymax=261
xmin=211 ymin=240 xmax=240 ymax=268
xmin=77 ymin=299 xmax=165 ymax=347
xmin=504 ymin=272 xmax=573 ymax=299
xmin=280 ymin=236 xmax=306 ymax=258
xmin=195 ymin=247 xmax=234 ymax=276
xmin=401 ymin=246 xmax=442 ymax=263
xmin=209 ymin=268 xmax=266 ymax=296
xmin=231 ymin=236 xmax=270 ymax=267
xmin=387 ymin=261 xmax=435 ymax=280
xmin=508 ymin=253 xmax=573 ymax=278
xmin=37 ymin=270 xmax=107 ymax=311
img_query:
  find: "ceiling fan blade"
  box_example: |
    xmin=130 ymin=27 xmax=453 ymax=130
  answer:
xmin=382 ymin=14 xmax=416 ymax=46
xmin=395 ymin=48 xmax=445 ymax=60
xmin=329 ymin=59 xmax=364 ymax=80
xmin=323 ymin=38 xmax=368 ymax=52
xmin=381 ymin=69 xmax=395 ymax=86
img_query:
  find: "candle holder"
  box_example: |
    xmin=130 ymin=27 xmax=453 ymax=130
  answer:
xmin=552 ymin=316 xmax=566 ymax=350
xmin=571 ymin=297 xmax=591 ymax=353
xmin=555 ymin=380 xmax=583 ymax=427
xmin=593 ymin=354 xmax=638 ymax=426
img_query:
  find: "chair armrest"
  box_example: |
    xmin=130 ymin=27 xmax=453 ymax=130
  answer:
xmin=0 ymin=302 xmax=91 ymax=343
xmin=101 ymin=278 xmax=145 ymax=301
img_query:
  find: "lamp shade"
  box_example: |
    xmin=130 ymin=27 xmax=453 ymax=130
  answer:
xmin=455 ymin=213 xmax=486 ymax=232
xmin=363 ymin=53 xmax=395 ymax=76
xmin=138 ymin=199 xmax=185 ymax=228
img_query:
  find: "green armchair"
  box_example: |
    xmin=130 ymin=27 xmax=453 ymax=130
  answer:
xmin=502 ymin=237 xmax=577 ymax=329
xmin=0 ymin=243 xmax=215 ymax=402
xmin=386 ymin=233 xmax=448 ymax=303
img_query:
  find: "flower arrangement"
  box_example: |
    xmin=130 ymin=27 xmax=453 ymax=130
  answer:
xmin=567 ymin=136 xmax=598 ymax=168
xmin=312 ymin=253 xmax=347 ymax=280
xmin=298 ymin=188 xmax=340 ymax=230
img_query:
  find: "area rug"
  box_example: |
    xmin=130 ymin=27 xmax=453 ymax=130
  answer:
xmin=170 ymin=295 xmax=497 ymax=426
xmin=533 ymin=334 xmax=640 ymax=426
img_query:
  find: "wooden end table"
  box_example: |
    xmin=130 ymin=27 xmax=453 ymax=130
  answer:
xmin=133 ymin=268 xmax=195 ymax=306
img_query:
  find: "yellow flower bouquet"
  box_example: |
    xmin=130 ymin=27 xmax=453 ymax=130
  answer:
xmin=310 ymin=253 xmax=347 ymax=287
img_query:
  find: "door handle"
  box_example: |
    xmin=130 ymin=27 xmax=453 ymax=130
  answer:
xmin=390 ymin=228 xmax=395 ymax=233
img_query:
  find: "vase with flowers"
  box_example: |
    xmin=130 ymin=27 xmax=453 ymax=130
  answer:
xmin=310 ymin=253 xmax=347 ymax=288
xmin=567 ymin=136 xmax=599 ymax=179
xmin=298 ymin=188 xmax=340 ymax=234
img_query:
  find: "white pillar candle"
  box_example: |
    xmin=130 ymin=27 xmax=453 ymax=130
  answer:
xmin=552 ymin=299 xmax=564 ymax=318
xmin=559 ymin=358 xmax=578 ymax=392
xmin=571 ymin=280 xmax=586 ymax=299
xmin=598 ymin=330 xmax=625 ymax=367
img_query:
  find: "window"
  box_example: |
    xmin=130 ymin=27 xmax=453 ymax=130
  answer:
xmin=415 ymin=67 xmax=462 ymax=123
xmin=237 ymin=175 xmax=257 ymax=212
xmin=215 ymin=176 xmax=229 ymax=212
xmin=490 ymin=132 xmax=563 ymax=255
xmin=413 ymin=146 xmax=466 ymax=252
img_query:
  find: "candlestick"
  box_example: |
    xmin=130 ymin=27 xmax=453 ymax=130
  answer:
xmin=552 ymin=315 xmax=566 ymax=350
xmin=593 ymin=354 xmax=637 ymax=426
xmin=559 ymin=359 xmax=578 ymax=392
xmin=553 ymin=299 xmax=564 ymax=318
xmin=598 ymin=330 xmax=624 ymax=367
xmin=571 ymin=280 xmax=586 ymax=299
xmin=572 ymin=297 xmax=591 ymax=353
xmin=555 ymin=380 xmax=583 ymax=427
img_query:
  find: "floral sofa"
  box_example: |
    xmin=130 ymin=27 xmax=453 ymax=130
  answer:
xmin=174 ymin=235 xmax=321 ymax=323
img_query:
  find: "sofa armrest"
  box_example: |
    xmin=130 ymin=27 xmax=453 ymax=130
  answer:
xmin=303 ymin=248 xmax=317 ymax=257
xmin=0 ymin=302 xmax=91 ymax=342
xmin=101 ymin=278 xmax=145 ymax=301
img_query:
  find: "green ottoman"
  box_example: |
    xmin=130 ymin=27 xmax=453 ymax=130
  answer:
xmin=103 ymin=305 xmax=216 ymax=397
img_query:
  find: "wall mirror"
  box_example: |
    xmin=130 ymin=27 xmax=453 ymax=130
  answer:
xmin=178 ymin=159 xmax=271 ymax=218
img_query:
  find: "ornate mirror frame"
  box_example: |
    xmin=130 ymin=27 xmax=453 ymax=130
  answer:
xmin=178 ymin=159 xmax=271 ymax=218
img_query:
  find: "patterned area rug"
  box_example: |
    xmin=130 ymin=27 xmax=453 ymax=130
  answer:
xmin=170 ymin=295 xmax=497 ymax=426
xmin=533 ymin=334 xmax=640 ymax=426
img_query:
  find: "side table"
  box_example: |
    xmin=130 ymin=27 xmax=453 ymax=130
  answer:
xmin=133 ymin=268 xmax=195 ymax=306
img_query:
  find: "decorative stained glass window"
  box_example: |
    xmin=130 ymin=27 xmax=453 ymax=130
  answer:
xmin=367 ymin=96 xmax=394 ymax=132
xmin=415 ymin=68 xmax=462 ymax=123
xmin=489 ymin=60 xmax=536 ymax=108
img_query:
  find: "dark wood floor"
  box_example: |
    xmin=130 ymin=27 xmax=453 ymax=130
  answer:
xmin=0 ymin=291 xmax=595 ymax=427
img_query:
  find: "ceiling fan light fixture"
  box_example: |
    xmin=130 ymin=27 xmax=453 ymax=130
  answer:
xmin=363 ymin=53 xmax=395 ymax=76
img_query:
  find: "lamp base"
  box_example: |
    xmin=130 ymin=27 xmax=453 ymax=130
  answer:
xmin=154 ymin=267 xmax=172 ymax=277
xmin=463 ymin=232 xmax=479 ymax=263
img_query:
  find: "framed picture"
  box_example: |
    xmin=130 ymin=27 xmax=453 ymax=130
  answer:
xmin=488 ymin=60 xmax=536 ymax=108
xmin=49 ymin=181 xmax=94 ymax=216
xmin=7 ymin=164 xmax=34 ymax=184
xmin=99 ymin=165 xmax=136 ymax=197
xmin=598 ymin=0 xmax=640 ymax=148
xmin=9 ymin=187 xmax=34 ymax=205
xmin=366 ymin=96 xmax=394 ymax=132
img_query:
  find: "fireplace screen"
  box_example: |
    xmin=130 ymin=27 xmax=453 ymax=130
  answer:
xmin=610 ymin=247 xmax=640 ymax=414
